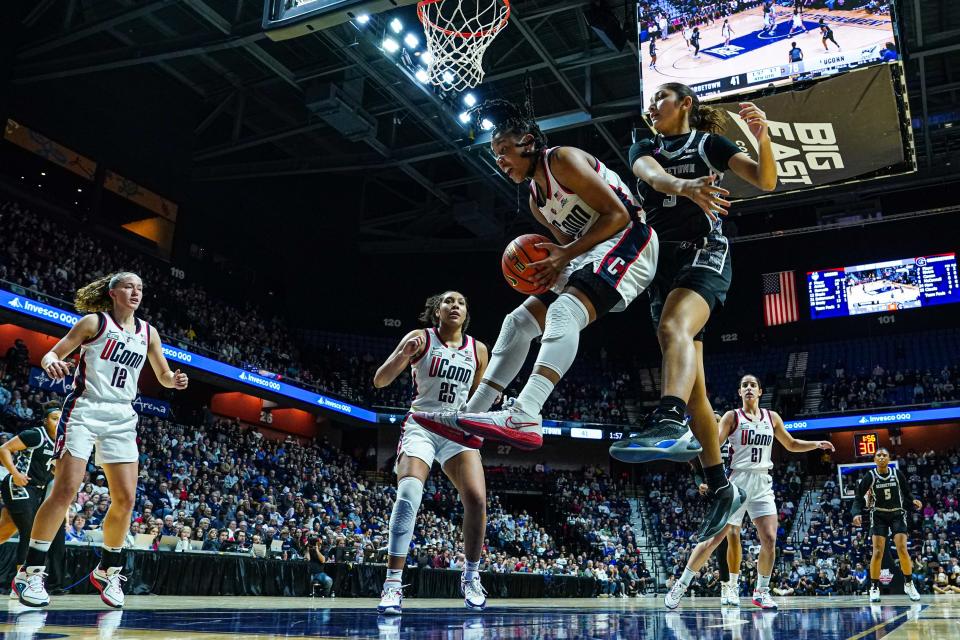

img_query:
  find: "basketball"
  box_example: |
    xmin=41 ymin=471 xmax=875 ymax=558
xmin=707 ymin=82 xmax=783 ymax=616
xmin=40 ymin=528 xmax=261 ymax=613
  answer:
xmin=502 ymin=234 xmax=551 ymax=295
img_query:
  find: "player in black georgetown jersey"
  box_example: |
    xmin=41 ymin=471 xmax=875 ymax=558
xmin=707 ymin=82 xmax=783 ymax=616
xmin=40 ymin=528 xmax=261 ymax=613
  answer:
xmin=851 ymin=448 xmax=923 ymax=602
xmin=0 ymin=402 xmax=65 ymax=584
xmin=609 ymin=82 xmax=776 ymax=544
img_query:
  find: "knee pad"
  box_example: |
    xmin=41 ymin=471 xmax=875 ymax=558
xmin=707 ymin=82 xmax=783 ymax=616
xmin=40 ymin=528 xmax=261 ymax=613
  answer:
xmin=388 ymin=476 xmax=423 ymax=557
xmin=536 ymin=294 xmax=590 ymax=377
xmin=541 ymin=294 xmax=589 ymax=342
xmin=491 ymin=305 xmax=542 ymax=355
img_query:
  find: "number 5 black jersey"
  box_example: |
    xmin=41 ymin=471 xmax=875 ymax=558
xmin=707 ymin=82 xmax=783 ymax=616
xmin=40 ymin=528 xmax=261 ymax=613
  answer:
xmin=628 ymin=130 xmax=741 ymax=242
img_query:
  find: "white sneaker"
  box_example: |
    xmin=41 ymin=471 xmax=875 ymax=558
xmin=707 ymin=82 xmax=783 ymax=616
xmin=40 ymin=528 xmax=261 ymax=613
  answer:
xmin=90 ymin=568 xmax=126 ymax=609
xmin=664 ymin=581 xmax=687 ymax=610
xmin=751 ymin=588 xmax=778 ymax=609
xmin=461 ymin=574 xmax=487 ymax=611
xmin=377 ymin=581 xmax=404 ymax=615
xmin=904 ymin=580 xmax=920 ymax=602
xmin=721 ymin=581 xmax=740 ymax=607
xmin=869 ymin=586 xmax=880 ymax=602
xmin=456 ymin=404 xmax=542 ymax=450
xmin=13 ymin=569 xmax=48 ymax=608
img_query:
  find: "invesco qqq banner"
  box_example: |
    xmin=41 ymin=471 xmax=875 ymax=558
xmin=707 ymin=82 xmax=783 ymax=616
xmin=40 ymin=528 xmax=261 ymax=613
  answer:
xmin=29 ymin=366 xmax=171 ymax=418
xmin=715 ymin=64 xmax=906 ymax=199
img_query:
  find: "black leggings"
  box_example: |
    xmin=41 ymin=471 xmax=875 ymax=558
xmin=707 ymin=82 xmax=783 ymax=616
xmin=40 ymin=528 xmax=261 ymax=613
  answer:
xmin=716 ymin=536 xmax=730 ymax=582
xmin=4 ymin=505 xmax=66 ymax=587
xmin=8 ymin=506 xmax=37 ymax=566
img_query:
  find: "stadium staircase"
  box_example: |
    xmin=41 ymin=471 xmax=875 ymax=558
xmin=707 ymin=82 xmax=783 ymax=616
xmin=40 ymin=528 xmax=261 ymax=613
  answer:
xmin=787 ymin=475 xmax=828 ymax=544
xmin=629 ymin=497 xmax=668 ymax=592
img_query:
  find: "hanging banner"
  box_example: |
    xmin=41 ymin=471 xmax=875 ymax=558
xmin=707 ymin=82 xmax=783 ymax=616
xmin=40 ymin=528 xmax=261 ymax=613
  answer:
xmin=712 ymin=64 xmax=908 ymax=199
xmin=3 ymin=119 xmax=97 ymax=181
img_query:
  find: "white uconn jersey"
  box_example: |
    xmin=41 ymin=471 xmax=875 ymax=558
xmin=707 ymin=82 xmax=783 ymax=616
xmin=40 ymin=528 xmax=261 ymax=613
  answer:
xmin=728 ymin=408 xmax=775 ymax=472
xmin=75 ymin=312 xmax=149 ymax=403
xmin=530 ymin=147 xmax=645 ymax=240
xmin=409 ymin=328 xmax=477 ymax=412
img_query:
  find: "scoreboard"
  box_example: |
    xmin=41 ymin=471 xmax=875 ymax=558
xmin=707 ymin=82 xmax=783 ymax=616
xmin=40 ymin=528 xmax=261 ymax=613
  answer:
xmin=808 ymin=252 xmax=960 ymax=320
xmin=854 ymin=432 xmax=880 ymax=458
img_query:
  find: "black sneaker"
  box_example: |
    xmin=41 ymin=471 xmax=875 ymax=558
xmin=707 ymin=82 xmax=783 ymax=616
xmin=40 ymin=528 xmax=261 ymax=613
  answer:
xmin=608 ymin=411 xmax=703 ymax=464
xmin=696 ymin=482 xmax=746 ymax=542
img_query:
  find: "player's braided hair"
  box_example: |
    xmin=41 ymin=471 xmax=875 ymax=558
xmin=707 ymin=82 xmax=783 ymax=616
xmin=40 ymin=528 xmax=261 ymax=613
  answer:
xmin=74 ymin=271 xmax=139 ymax=313
xmin=418 ymin=291 xmax=470 ymax=332
xmin=474 ymin=90 xmax=547 ymax=163
xmin=662 ymin=82 xmax=726 ymax=134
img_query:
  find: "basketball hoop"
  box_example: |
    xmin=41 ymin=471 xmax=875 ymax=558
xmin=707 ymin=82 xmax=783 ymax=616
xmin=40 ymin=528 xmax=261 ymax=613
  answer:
xmin=417 ymin=0 xmax=510 ymax=91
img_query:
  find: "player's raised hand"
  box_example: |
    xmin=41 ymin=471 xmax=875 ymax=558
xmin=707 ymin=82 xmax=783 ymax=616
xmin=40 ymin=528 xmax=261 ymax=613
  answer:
xmin=852 ymin=515 xmax=862 ymax=528
xmin=401 ymin=334 xmax=424 ymax=358
xmin=817 ymin=441 xmax=835 ymax=452
xmin=531 ymin=242 xmax=572 ymax=290
xmin=738 ymin=102 xmax=769 ymax=140
xmin=173 ymin=369 xmax=189 ymax=390
xmin=698 ymin=483 xmax=709 ymax=496
xmin=43 ymin=358 xmax=73 ymax=381
xmin=681 ymin=175 xmax=731 ymax=220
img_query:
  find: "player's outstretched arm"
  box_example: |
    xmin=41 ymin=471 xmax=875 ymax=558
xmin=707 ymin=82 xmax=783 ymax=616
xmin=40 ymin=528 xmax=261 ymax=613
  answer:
xmin=771 ymin=410 xmax=834 ymax=453
xmin=727 ymin=103 xmax=777 ymax=191
xmin=147 ymin=325 xmax=188 ymax=390
xmin=40 ymin=313 xmax=101 ymax=379
xmin=373 ymin=329 xmax=426 ymax=388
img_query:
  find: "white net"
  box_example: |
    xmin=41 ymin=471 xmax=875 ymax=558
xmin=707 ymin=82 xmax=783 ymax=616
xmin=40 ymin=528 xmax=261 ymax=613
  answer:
xmin=417 ymin=0 xmax=510 ymax=91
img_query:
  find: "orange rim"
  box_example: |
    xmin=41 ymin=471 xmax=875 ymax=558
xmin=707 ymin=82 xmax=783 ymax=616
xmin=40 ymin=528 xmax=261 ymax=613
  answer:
xmin=417 ymin=0 xmax=510 ymax=38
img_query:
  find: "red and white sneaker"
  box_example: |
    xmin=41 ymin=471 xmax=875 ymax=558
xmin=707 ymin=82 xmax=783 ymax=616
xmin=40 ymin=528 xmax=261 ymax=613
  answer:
xmin=751 ymin=588 xmax=778 ymax=610
xmin=89 ymin=568 xmax=126 ymax=609
xmin=456 ymin=404 xmax=543 ymax=450
xmin=410 ymin=411 xmax=484 ymax=448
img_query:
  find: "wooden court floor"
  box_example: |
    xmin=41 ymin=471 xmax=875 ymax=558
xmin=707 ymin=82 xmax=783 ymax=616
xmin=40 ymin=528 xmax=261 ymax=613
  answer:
xmin=1 ymin=594 xmax=955 ymax=638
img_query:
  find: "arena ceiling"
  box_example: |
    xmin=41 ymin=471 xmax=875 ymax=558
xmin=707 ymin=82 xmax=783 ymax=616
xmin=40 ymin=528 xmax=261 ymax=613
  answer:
xmin=11 ymin=0 xmax=960 ymax=253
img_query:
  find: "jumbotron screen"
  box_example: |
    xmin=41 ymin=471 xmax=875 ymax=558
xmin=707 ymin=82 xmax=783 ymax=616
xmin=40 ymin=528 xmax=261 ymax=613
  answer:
xmin=637 ymin=1 xmax=900 ymax=105
xmin=807 ymin=253 xmax=960 ymax=320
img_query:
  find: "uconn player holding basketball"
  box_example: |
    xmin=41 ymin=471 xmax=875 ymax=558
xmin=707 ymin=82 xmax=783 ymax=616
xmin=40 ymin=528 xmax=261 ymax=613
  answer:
xmin=412 ymin=99 xmax=659 ymax=456
xmin=664 ymin=375 xmax=834 ymax=610
xmin=374 ymin=291 xmax=489 ymax=614
xmin=610 ymin=82 xmax=775 ymax=540
xmin=14 ymin=273 xmax=188 ymax=608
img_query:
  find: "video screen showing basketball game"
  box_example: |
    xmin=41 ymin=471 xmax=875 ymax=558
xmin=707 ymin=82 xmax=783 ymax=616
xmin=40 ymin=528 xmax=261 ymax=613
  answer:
xmin=807 ymin=253 xmax=960 ymax=320
xmin=637 ymin=0 xmax=900 ymax=104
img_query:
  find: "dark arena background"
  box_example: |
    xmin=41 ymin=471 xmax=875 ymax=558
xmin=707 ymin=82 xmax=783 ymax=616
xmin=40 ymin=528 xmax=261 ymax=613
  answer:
xmin=1 ymin=0 xmax=959 ymax=638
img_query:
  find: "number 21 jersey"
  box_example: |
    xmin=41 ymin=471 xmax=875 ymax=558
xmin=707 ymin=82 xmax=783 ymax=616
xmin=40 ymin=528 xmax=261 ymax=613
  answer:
xmin=728 ymin=408 xmax=775 ymax=472
xmin=409 ymin=328 xmax=477 ymax=412
xmin=74 ymin=312 xmax=149 ymax=403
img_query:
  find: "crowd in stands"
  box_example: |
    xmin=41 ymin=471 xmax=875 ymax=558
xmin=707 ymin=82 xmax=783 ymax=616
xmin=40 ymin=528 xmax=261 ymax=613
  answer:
xmin=818 ymin=362 xmax=959 ymax=413
xmin=1 ymin=347 xmax=651 ymax=595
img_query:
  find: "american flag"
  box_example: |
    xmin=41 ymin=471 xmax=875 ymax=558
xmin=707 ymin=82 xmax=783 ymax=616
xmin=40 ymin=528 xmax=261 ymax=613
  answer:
xmin=762 ymin=271 xmax=799 ymax=326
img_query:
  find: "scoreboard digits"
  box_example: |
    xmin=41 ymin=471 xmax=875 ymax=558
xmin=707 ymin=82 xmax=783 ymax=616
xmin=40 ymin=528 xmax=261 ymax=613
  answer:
xmin=854 ymin=432 xmax=879 ymax=458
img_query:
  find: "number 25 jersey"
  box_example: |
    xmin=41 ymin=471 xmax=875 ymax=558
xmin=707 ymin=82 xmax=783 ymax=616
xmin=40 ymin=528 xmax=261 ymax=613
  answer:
xmin=74 ymin=312 xmax=149 ymax=404
xmin=409 ymin=328 xmax=477 ymax=412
